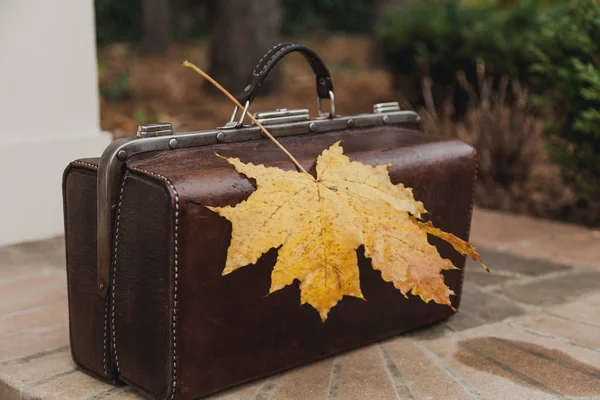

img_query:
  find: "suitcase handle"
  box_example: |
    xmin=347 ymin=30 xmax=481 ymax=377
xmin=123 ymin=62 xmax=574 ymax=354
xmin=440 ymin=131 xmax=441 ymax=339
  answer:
xmin=234 ymin=43 xmax=335 ymax=116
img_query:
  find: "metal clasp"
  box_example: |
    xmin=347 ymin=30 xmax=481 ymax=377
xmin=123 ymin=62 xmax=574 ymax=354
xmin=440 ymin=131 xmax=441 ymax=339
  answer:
xmin=317 ymin=90 xmax=335 ymax=117
xmin=137 ymin=123 xmax=173 ymax=138
xmin=221 ymin=100 xmax=250 ymax=129
xmin=373 ymin=102 xmax=401 ymax=113
xmin=253 ymin=108 xmax=310 ymax=126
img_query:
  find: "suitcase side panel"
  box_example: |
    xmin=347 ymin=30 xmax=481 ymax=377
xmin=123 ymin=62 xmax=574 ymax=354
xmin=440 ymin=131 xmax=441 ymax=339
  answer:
xmin=382 ymin=140 xmax=477 ymax=310
xmin=112 ymin=172 xmax=175 ymax=400
xmin=121 ymin=129 xmax=477 ymax=399
xmin=63 ymin=163 xmax=117 ymax=382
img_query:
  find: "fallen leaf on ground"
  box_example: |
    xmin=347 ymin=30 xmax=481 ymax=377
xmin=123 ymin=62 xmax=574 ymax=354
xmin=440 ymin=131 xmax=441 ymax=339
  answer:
xmin=209 ymin=142 xmax=487 ymax=321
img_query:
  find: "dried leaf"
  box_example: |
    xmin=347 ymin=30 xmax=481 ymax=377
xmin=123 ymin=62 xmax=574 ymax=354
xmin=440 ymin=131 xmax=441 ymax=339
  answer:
xmin=209 ymin=142 xmax=486 ymax=321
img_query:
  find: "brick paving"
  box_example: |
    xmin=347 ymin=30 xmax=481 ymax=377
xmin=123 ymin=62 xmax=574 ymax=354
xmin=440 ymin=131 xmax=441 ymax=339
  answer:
xmin=1 ymin=208 xmax=599 ymax=399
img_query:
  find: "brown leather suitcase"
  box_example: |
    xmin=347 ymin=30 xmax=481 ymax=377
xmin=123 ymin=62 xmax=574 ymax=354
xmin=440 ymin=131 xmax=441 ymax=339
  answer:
xmin=63 ymin=44 xmax=477 ymax=400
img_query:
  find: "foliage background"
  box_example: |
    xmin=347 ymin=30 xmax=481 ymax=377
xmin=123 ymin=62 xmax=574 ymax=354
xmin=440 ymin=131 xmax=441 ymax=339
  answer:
xmin=95 ymin=0 xmax=375 ymax=45
xmin=95 ymin=0 xmax=600 ymax=226
xmin=378 ymin=0 xmax=600 ymax=220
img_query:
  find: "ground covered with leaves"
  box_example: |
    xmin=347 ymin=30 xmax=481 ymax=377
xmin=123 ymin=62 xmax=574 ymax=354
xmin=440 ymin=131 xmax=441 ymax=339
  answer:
xmin=98 ymin=35 xmax=600 ymax=227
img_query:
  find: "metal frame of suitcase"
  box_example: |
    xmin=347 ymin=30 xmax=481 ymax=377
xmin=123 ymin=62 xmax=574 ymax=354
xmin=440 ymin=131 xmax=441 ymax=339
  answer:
xmin=63 ymin=43 xmax=477 ymax=400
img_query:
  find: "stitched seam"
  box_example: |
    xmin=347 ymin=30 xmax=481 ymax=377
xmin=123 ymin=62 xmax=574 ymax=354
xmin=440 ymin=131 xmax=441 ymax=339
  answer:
xmin=111 ymin=174 xmax=129 ymax=373
xmin=72 ymin=161 xmax=98 ymax=170
xmin=73 ymin=160 xmax=107 ymax=374
xmin=103 ymin=298 xmax=108 ymax=376
xmin=255 ymin=44 xmax=295 ymax=77
xmin=253 ymin=43 xmax=285 ymax=75
xmin=129 ymin=167 xmax=180 ymax=400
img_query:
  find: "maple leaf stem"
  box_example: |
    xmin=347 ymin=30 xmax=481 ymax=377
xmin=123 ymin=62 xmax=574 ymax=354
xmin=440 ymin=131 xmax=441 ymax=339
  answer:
xmin=182 ymin=61 xmax=310 ymax=175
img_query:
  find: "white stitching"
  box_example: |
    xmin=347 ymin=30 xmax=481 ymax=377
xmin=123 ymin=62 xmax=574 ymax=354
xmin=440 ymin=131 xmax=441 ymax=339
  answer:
xmin=253 ymin=43 xmax=286 ymax=75
xmin=103 ymin=298 xmax=108 ymax=375
xmin=255 ymin=44 xmax=294 ymax=77
xmin=111 ymin=174 xmax=128 ymax=373
xmin=73 ymin=160 xmax=108 ymax=375
xmin=129 ymin=167 xmax=180 ymax=400
xmin=73 ymin=161 xmax=98 ymax=170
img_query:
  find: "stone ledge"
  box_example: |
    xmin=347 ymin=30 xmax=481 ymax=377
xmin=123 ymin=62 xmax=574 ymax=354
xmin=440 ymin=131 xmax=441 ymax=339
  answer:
xmin=1 ymin=208 xmax=599 ymax=399
xmin=471 ymin=208 xmax=600 ymax=269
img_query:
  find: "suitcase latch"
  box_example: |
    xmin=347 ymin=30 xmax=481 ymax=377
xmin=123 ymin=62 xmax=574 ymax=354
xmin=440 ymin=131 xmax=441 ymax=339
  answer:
xmin=373 ymin=102 xmax=401 ymax=113
xmin=253 ymin=108 xmax=310 ymax=126
xmin=137 ymin=123 xmax=173 ymax=138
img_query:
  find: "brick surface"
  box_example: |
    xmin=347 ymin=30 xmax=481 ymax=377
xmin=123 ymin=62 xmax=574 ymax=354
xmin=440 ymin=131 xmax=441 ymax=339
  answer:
xmin=102 ymin=388 xmax=145 ymax=399
xmin=21 ymin=370 xmax=112 ymax=400
xmin=460 ymin=337 xmax=600 ymax=397
xmin=336 ymin=345 xmax=397 ymax=399
xmin=464 ymin=267 xmax=514 ymax=286
xmin=466 ymin=248 xmax=571 ymax=277
xmin=0 ymin=248 xmax=63 ymax=281
xmin=8 ymin=236 xmax=65 ymax=257
xmin=0 ymin=248 xmax=34 ymax=274
xmin=270 ymin=358 xmax=333 ymax=400
xmin=445 ymin=321 xmax=600 ymax=398
xmin=0 ymin=324 xmax=69 ymax=363
xmin=383 ymin=337 xmax=472 ymax=399
xmin=0 ymin=301 xmax=68 ymax=338
xmin=473 ymin=320 xmax=600 ymax=369
xmin=470 ymin=208 xmax=585 ymax=250
xmin=207 ymin=378 xmax=269 ymax=400
xmin=0 ymin=237 xmax=66 ymax=273
xmin=515 ymin=313 xmax=600 ymax=350
xmin=509 ymin=230 xmax=600 ymax=268
xmin=422 ymin=337 xmax=559 ymax=400
xmin=0 ymin=271 xmax=65 ymax=292
xmin=446 ymin=282 xmax=525 ymax=331
xmin=0 ymin=273 xmax=66 ymax=315
xmin=1 ymin=209 xmax=600 ymax=399
xmin=549 ymin=293 xmax=600 ymax=328
xmin=0 ymin=348 xmax=74 ymax=400
xmin=499 ymin=270 xmax=600 ymax=306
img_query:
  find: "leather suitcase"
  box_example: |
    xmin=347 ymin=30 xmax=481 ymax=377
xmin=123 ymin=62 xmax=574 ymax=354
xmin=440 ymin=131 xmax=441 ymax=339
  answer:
xmin=63 ymin=44 xmax=477 ymax=400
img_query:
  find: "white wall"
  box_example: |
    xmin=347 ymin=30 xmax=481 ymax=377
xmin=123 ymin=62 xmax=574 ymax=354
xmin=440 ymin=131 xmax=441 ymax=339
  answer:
xmin=0 ymin=0 xmax=110 ymax=246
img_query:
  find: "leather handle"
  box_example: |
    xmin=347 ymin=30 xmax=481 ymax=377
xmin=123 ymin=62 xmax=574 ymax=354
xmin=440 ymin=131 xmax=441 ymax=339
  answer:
xmin=235 ymin=43 xmax=334 ymax=105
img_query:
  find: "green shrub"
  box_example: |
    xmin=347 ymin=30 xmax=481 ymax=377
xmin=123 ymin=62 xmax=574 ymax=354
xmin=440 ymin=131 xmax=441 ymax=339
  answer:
xmin=379 ymin=0 xmax=600 ymax=194
xmin=529 ymin=0 xmax=600 ymax=194
xmin=377 ymin=0 xmax=547 ymax=113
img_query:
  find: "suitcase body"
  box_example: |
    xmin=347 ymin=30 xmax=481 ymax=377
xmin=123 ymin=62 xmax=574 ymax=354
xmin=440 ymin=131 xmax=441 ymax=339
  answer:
xmin=63 ymin=44 xmax=477 ymax=400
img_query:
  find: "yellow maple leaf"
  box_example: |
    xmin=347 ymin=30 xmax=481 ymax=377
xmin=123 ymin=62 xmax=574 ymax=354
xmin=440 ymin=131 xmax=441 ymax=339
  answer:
xmin=208 ymin=142 xmax=487 ymax=321
xmin=181 ymin=60 xmax=487 ymax=321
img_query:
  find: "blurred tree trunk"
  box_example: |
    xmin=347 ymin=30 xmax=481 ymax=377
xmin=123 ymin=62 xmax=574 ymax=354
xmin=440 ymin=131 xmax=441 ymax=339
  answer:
xmin=141 ymin=0 xmax=171 ymax=55
xmin=371 ymin=0 xmax=408 ymax=66
xmin=208 ymin=0 xmax=281 ymax=96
